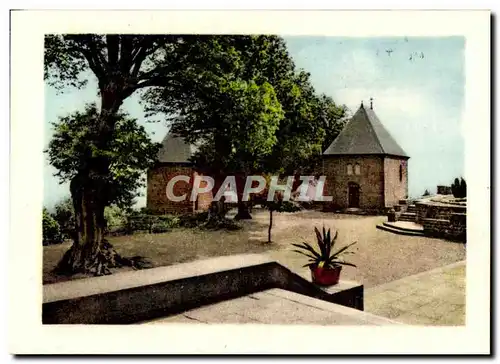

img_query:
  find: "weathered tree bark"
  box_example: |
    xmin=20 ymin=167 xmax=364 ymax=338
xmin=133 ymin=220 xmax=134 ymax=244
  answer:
xmin=55 ymin=174 xmax=117 ymax=275
xmin=55 ymin=86 xmax=151 ymax=276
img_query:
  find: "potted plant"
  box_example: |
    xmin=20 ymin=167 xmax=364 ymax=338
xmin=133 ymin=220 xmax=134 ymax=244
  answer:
xmin=292 ymin=226 xmax=357 ymax=286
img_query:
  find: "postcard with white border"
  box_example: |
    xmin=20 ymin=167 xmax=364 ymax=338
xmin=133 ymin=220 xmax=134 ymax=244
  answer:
xmin=9 ymin=9 xmax=490 ymax=355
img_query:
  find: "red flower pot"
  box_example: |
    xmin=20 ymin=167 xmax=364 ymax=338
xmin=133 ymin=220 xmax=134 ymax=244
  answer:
xmin=310 ymin=265 xmax=342 ymax=286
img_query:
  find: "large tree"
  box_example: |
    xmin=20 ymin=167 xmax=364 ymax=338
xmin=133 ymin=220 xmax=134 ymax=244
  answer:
xmin=144 ymin=35 xmax=348 ymax=219
xmin=45 ymin=34 xmax=197 ymax=274
xmin=144 ymin=36 xmax=286 ymax=220
xmin=46 ymin=104 xmax=160 ymax=274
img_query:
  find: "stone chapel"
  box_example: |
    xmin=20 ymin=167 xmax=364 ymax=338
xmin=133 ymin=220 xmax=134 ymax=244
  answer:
xmin=146 ymin=133 xmax=213 ymax=214
xmin=321 ymin=100 xmax=409 ymax=211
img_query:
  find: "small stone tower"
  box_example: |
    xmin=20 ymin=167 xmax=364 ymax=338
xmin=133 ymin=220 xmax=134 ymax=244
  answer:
xmin=146 ymin=133 xmax=213 ymax=214
xmin=322 ymin=101 xmax=409 ymax=211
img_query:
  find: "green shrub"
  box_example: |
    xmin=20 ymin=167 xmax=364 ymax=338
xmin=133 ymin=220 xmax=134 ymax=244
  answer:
xmin=104 ymin=205 xmax=128 ymax=234
xmin=460 ymin=178 xmax=467 ymax=196
xmin=151 ymin=221 xmax=172 ymax=233
xmin=125 ymin=212 xmax=180 ymax=234
xmin=53 ymin=198 xmax=75 ymax=239
xmin=451 ymin=177 xmax=467 ymax=198
xmin=43 ymin=208 xmax=64 ymax=245
xmin=178 ymin=211 xmax=209 ymax=228
xmin=177 ymin=211 xmax=242 ymax=231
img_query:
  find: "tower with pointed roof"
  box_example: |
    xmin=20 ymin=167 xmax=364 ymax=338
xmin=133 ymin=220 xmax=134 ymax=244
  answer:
xmin=146 ymin=133 xmax=213 ymax=214
xmin=322 ymin=101 xmax=409 ymax=210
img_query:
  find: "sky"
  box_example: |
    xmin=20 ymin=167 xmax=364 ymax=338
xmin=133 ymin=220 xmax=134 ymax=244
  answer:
xmin=44 ymin=36 xmax=465 ymax=209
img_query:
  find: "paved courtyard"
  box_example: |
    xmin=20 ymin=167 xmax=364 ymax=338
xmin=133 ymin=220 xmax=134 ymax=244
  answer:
xmin=144 ymin=288 xmax=399 ymax=325
xmin=365 ymin=261 xmax=465 ymax=325
xmin=141 ymin=260 xmax=466 ymax=326
xmin=143 ymin=261 xmax=466 ymax=326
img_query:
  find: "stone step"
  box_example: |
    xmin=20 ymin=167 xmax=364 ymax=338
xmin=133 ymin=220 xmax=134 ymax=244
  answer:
xmin=383 ymin=222 xmax=423 ymax=233
xmin=376 ymin=224 xmax=424 ymax=237
xmin=398 ymin=212 xmax=416 ymax=222
xmin=401 ymin=211 xmax=416 ymax=216
xmin=398 ymin=216 xmax=416 ymax=222
xmin=406 ymin=205 xmax=417 ymax=213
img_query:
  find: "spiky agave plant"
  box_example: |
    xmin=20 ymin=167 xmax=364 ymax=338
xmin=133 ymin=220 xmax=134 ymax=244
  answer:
xmin=292 ymin=226 xmax=357 ymax=269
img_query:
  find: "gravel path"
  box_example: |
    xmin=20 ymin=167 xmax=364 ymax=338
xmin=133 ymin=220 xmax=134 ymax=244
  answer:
xmin=244 ymin=209 xmax=466 ymax=288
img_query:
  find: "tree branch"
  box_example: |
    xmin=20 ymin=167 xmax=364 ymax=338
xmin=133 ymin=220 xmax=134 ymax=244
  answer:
xmin=130 ymin=46 xmax=149 ymax=78
xmin=80 ymin=47 xmax=105 ymax=81
xmin=106 ymin=35 xmax=120 ymax=68
xmin=86 ymin=39 xmax=109 ymax=77
xmin=119 ymin=36 xmax=134 ymax=73
xmin=134 ymin=75 xmax=176 ymax=90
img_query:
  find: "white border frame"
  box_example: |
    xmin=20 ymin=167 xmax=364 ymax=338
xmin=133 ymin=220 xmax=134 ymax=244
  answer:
xmin=9 ymin=10 xmax=490 ymax=354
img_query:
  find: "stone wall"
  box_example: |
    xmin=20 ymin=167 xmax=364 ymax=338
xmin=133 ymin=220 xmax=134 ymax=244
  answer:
xmin=437 ymin=185 xmax=452 ymax=195
xmin=415 ymin=201 xmax=466 ymax=223
xmin=416 ymin=201 xmax=466 ymax=242
xmin=448 ymin=213 xmax=467 ymax=241
xmin=147 ymin=164 xmax=213 ymax=214
xmin=422 ymin=218 xmax=450 ymax=237
xmin=383 ymin=157 xmax=408 ymax=207
xmin=322 ymin=155 xmax=384 ymax=210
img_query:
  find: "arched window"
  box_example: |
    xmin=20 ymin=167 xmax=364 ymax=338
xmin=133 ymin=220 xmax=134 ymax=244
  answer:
xmin=347 ymin=164 xmax=353 ymax=175
xmin=354 ymin=163 xmax=361 ymax=175
xmin=399 ymin=164 xmax=403 ymax=181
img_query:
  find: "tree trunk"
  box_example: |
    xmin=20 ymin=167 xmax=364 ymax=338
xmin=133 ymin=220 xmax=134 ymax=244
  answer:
xmin=205 ymin=176 xmax=228 ymax=227
xmin=268 ymin=209 xmax=273 ymax=243
xmin=55 ymin=175 xmax=112 ymax=275
xmin=207 ymin=199 xmax=226 ymax=219
xmin=55 ymin=87 xmax=151 ymax=276
xmin=234 ymin=173 xmax=252 ymax=220
xmin=235 ymin=201 xmax=252 ymax=220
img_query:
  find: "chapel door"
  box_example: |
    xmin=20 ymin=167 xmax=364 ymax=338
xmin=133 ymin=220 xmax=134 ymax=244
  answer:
xmin=348 ymin=183 xmax=360 ymax=208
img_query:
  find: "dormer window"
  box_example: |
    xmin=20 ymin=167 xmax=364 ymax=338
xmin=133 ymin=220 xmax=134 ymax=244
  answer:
xmin=355 ymin=163 xmax=361 ymax=175
xmin=347 ymin=164 xmax=353 ymax=175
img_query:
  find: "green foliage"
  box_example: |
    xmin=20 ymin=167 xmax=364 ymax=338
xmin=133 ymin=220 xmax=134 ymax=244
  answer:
xmin=44 ymin=35 xmax=89 ymax=90
xmin=151 ymin=220 xmax=177 ymax=233
xmin=316 ymin=95 xmax=349 ymax=154
xmin=46 ymin=104 xmax=161 ymax=208
xmin=267 ymin=86 xmax=348 ymax=175
xmin=144 ymin=35 xmax=347 ymax=177
xmin=53 ymin=197 xmax=75 ymax=239
xmin=125 ymin=213 xmax=180 ymax=234
xmin=43 ymin=208 xmax=64 ymax=245
xmin=423 ymin=189 xmax=431 ymax=196
xmin=264 ymin=197 xmax=302 ymax=213
xmin=292 ymin=226 xmax=357 ymax=269
xmin=190 ymin=78 xmax=284 ymax=174
xmin=177 ymin=211 xmax=242 ymax=231
xmin=104 ymin=205 xmax=129 ymax=234
xmin=451 ymin=177 xmax=467 ymax=198
xmin=178 ymin=211 xmax=210 ymax=228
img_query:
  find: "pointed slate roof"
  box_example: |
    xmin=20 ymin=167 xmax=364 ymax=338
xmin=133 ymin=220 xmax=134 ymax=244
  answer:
xmin=157 ymin=133 xmax=197 ymax=164
xmin=323 ymin=104 xmax=408 ymax=158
